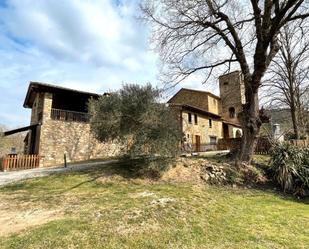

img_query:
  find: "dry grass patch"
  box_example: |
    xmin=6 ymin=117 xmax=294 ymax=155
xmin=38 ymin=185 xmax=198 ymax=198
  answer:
xmin=0 ymin=195 xmax=63 ymax=237
xmin=0 ymin=158 xmax=308 ymax=249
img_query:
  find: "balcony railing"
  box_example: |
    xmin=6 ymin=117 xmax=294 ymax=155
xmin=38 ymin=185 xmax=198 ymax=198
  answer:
xmin=50 ymin=108 xmax=90 ymax=123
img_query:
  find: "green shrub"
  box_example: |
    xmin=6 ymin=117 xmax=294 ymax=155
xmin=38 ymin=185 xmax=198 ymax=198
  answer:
xmin=89 ymin=84 xmax=181 ymax=158
xmin=270 ymin=143 xmax=309 ymax=196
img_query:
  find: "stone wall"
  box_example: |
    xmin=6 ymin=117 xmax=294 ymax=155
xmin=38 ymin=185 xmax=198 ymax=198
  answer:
xmin=39 ymin=120 xmax=120 ymax=166
xmin=182 ymin=110 xmax=223 ymax=145
xmin=169 ymin=89 xmax=215 ymax=112
xmin=37 ymin=93 xmax=121 ymax=167
xmin=207 ymin=95 xmax=220 ymax=115
xmin=219 ymin=71 xmax=245 ymax=124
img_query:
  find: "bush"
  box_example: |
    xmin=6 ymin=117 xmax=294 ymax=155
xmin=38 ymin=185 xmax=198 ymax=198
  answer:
xmin=270 ymin=143 xmax=309 ymax=196
xmin=89 ymin=84 xmax=181 ymax=158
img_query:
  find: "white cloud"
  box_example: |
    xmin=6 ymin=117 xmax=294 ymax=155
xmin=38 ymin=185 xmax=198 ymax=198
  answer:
xmin=0 ymin=0 xmax=222 ymax=128
xmin=0 ymin=0 xmax=158 ymax=128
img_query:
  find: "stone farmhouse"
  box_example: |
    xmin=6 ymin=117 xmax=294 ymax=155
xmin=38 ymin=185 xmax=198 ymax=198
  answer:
xmin=168 ymin=71 xmax=243 ymax=152
xmin=5 ymin=83 xmax=119 ymax=167
xmin=4 ymin=70 xmax=243 ymax=167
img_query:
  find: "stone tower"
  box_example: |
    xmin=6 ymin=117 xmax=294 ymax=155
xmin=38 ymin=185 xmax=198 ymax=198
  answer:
xmin=219 ymin=71 xmax=245 ymax=124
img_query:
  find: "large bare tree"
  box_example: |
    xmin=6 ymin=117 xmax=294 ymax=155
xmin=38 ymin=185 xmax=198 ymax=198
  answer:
xmin=141 ymin=0 xmax=309 ymax=163
xmin=264 ymin=23 xmax=309 ymax=139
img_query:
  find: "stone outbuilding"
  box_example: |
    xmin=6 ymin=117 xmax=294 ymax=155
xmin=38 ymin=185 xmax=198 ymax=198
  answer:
xmin=20 ymin=83 xmax=119 ymax=166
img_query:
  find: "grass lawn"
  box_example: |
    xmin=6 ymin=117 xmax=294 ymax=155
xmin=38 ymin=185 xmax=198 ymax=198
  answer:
xmin=0 ymin=160 xmax=308 ymax=249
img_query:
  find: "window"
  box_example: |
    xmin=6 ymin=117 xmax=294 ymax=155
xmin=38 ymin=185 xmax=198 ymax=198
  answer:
xmin=188 ymin=113 xmax=192 ymax=124
xmin=209 ymin=136 xmax=217 ymax=145
xmin=209 ymin=119 xmax=212 ymax=128
xmin=223 ymin=81 xmax=229 ymax=91
xmin=229 ymin=107 xmax=236 ymax=118
xmin=236 ymin=130 xmax=242 ymax=138
xmin=194 ymin=114 xmax=198 ymax=125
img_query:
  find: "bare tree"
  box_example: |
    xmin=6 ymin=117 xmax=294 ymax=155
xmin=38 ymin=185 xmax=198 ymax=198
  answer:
xmin=263 ymin=23 xmax=309 ymax=139
xmin=141 ymin=0 xmax=309 ymax=163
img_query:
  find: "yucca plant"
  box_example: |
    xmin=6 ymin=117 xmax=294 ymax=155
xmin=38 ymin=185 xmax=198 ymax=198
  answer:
xmin=270 ymin=143 xmax=303 ymax=193
xmin=294 ymin=148 xmax=309 ymax=195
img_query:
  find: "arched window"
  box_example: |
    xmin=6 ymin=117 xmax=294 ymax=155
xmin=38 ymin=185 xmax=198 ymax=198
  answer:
xmin=236 ymin=130 xmax=242 ymax=138
xmin=229 ymin=107 xmax=236 ymax=118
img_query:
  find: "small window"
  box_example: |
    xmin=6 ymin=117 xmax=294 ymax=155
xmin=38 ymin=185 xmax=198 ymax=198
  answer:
xmin=223 ymin=81 xmax=228 ymax=85
xmin=229 ymin=107 xmax=236 ymax=118
xmin=236 ymin=130 xmax=242 ymax=138
xmin=210 ymin=136 xmax=217 ymax=145
xmin=188 ymin=113 xmax=192 ymax=124
xmin=209 ymin=119 xmax=212 ymax=128
xmin=194 ymin=114 xmax=198 ymax=125
xmin=187 ymin=134 xmax=190 ymax=138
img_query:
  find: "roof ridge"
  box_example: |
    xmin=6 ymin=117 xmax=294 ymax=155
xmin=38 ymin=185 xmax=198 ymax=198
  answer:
xmin=24 ymin=82 xmax=101 ymax=108
xmin=180 ymin=88 xmax=220 ymax=99
xmin=29 ymin=81 xmax=100 ymax=96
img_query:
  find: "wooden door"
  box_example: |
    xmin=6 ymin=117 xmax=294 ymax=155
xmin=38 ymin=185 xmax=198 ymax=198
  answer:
xmin=195 ymin=135 xmax=201 ymax=152
xmin=223 ymin=123 xmax=229 ymax=139
xmin=29 ymin=127 xmax=37 ymax=155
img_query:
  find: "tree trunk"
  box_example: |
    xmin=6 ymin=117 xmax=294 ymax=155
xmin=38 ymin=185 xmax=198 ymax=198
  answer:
xmin=289 ymin=81 xmax=300 ymax=139
xmin=237 ymin=89 xmax=261 ymax=164
xmin=290 ymin=105 xmax=299 ymax=139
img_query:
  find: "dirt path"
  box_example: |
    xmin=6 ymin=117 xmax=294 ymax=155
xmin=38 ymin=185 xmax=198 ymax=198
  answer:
xmin=0 ymin=160 xmax=116 ymax=187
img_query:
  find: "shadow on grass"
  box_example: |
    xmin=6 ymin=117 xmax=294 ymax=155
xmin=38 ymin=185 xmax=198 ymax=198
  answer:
xmin=62 ymin=156 xmax=173 ymax=192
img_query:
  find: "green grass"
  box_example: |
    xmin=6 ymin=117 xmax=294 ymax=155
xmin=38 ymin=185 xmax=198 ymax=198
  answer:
xmin=0 ymin=160 xmax=308 ymax=249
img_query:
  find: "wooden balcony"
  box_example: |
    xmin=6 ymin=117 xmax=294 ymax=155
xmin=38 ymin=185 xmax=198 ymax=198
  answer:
xmin=50 ymin=108 xmax=90 ymax=123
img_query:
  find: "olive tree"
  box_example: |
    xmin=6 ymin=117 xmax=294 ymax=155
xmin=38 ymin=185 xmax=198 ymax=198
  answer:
xmin=141 ymin=0 xmax=309 ymax=163
xmin=89 ymin=84 xmax=181 ymax=158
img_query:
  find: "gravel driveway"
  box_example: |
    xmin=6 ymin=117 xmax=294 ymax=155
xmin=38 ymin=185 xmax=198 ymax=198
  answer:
xmin=0 ymin=160 xmax=116 ymax=187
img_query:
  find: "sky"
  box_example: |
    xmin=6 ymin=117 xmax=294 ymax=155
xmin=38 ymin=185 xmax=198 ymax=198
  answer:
xmin=0 ymin=0 xmax=217 ymax=129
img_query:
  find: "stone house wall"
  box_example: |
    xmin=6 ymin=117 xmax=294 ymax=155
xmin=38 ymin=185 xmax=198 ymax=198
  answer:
xmin=207 ymin=95 xmax=220 ymax=115
xmin=182 ymin=110 xmax=223 ymax=145
xmin=32 ymin=92 xmax=121 ymax=167
xmin=170 ymin=89 xmax=214 ymax=111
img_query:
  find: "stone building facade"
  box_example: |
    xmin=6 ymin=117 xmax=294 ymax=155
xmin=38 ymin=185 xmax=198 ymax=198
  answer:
xmin=168 ymin=71 xmax=243 ymax=152
xmin=8 ymin=70 xmax=244 ymax=166
xmin=23 ymin=83 xmax=120 ymax=166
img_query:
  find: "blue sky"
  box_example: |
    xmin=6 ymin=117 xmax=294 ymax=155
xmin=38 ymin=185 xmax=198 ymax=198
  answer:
xmin=0 ymin=0 xmax=215 ymax=129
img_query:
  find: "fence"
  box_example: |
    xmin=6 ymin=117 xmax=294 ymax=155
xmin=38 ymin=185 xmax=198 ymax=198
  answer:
xmin=217 ymin=138 xmax=242 ymax=151
xmin=289 ymin=139 xmax=309 ymax=148
xmin=182 ymin=143 xmax=217 ymax=153
xmin=1 ymin=154 xmax=40 ymax=171
xmin=217 ymin=137 xmax=272 ymax=154
xmin=255 ymin=137 xmax=272 ymax=154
